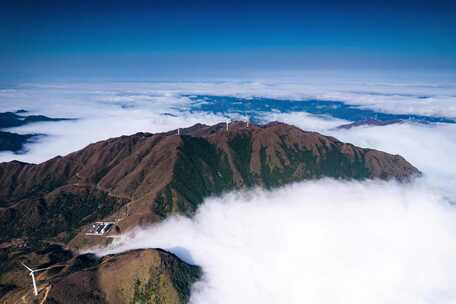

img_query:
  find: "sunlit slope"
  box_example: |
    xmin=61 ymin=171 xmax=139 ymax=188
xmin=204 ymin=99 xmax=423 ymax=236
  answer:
xmin=0 ymin=121 xmax=419 ymax=248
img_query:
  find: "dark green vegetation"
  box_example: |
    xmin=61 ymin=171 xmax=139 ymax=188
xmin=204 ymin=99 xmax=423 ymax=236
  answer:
xmin=130 ymin=250 xmax=201 ymax=304
xmin=259 ymin=135 xmax=370 ymax=188
xmin=162 ymin=130 xmax=376 ymax=212
xmin=131 ymin=278 xmax=157 ymax=304
xmin=166 ymin=135 xmax=235 ymax=216
xmin=227 ymin=133 xmax=254 ymax=187
xmin=163 ymin=250 xmax=202 ymax=303
xmin=154 ymin=185 xmax=174 ymax=219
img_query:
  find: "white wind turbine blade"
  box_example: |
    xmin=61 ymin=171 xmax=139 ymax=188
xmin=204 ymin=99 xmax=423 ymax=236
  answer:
xmin=30 ymin=272 xmax=38 ymax=296
xmin=21 ymin=263 xmax=39 ymax=296
xmin=21 ymin=262 xmax=33 ymax=272
xmin=33 ymin=266 xmax=53 ymax=272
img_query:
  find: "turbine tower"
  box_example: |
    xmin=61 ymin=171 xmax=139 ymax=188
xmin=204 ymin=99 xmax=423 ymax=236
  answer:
xmin=21 ymin=263 xmax=53 ymax=296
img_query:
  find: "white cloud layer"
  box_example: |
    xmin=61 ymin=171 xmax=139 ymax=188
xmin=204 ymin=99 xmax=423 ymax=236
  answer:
xmin=97 ymin=179 xmax=456 ymax=304
xmin=1 ymin=76 xmax=456 ymax=163
xmin=0 ymin=85 xmax=227 ymax=163
xmin=329 ymin=123 xmax=456 ymax=196
xmin=2 ymin=76 xmax=456 ymax=303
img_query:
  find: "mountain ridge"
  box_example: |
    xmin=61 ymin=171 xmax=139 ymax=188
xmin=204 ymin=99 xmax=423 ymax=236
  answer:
xmin=0 ymin=121 xmax=420 ymax=246
xmin=0 ymin=121 xmax=420 ymax=303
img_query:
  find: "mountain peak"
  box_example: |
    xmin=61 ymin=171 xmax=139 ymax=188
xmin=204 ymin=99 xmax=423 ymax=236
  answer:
xmin=0 ymin=121 xmax=420 ymax=245
xmin=0 ymin=121 xmax=421 ymax=301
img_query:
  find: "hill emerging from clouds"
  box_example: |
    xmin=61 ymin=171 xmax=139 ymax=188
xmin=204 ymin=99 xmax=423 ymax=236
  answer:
xmin=0 ymin=121 xmax=419 ymax=245
xmin=0 ymin=121 xmax=420 ymax=303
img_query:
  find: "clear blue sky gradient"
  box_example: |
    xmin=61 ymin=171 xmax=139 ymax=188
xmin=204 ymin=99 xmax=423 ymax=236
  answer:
xmin=1 ymin=0 xmax=455 ymax=82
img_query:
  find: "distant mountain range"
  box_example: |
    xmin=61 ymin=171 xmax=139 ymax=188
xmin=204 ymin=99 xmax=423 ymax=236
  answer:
xmin=0 ymin=121 xmax=420 ymax=303
xmin=0 ymin=110 xmax=71 ymax=129
xmin=0 ymin=110 xmax=72 ymax=153
xmin=0 ymin=131 xmax=43 ymax=153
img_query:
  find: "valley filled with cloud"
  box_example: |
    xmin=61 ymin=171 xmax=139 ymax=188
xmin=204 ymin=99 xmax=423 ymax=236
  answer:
xmin=97 ymin=179 xmax=456 ymax=304
xmin=2 ymin=1 xmax=456 ymax=302
xmin=2 ymin=75 xmax=456 ymax=303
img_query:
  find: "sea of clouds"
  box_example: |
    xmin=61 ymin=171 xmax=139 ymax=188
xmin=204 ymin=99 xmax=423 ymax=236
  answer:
xmin=2 ymin=74 xmax=456 ymax=303
xmin=98 ymin=180 xmax=456 ymax=304
xmin=1 ymin=74 xmax=456 ymax=163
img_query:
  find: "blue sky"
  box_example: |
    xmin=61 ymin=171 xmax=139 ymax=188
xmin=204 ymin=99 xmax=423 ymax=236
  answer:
xmin=1 ymin=0 xmax=456 ymax=83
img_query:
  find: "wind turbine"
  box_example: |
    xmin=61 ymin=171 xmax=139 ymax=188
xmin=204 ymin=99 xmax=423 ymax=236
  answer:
xmin=21 ymin=263 xmax=53 ymax=296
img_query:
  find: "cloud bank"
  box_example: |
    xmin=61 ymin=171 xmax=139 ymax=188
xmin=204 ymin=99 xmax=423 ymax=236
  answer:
xmin=97 ymin=179 xmax=456 ymax=304
xmin=2 ymin=75 xmax=455 ymax=303
xmin=80 ymin=77 xmax=456 ymax=304
xmin=1 ymin=75 xmax=456 ymax=163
